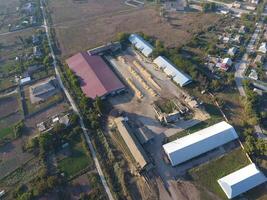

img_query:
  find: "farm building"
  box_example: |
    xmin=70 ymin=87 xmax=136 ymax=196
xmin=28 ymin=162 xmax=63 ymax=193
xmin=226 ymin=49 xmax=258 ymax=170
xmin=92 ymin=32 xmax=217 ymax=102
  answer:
xmin=30 ymin=77 xmax=58 ymax=104
xmin=114 ymin=117 xmax=150 ymax=170
xmin=218 ymin=163 xmax=267 ymax=199
xmin=163 ymin=121 xmax=239 ymax=166
xmin=153 ymin=56 xmax=192 ymax=87
xmin=129 ymin=34 xmax=154 ymax=57
xmin=66 ymin=52 xmax=125 ymax=99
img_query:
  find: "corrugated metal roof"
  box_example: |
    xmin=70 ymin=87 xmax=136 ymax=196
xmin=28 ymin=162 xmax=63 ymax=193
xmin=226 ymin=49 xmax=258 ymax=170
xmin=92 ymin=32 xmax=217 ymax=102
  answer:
xmin=218 ymin=163 xmax=267 ymax=199
xmin=163 ymin=121 xmax=239 ymax=166
xmin=129 ymin=34 xmax=154 ymax=57
xmin=66 ymin=52 xmax=125 ymax=99
xmin=115 ymin=117 xmax=149 ymax=169
xmin=153 ymin=56 xmax=192 ymax=87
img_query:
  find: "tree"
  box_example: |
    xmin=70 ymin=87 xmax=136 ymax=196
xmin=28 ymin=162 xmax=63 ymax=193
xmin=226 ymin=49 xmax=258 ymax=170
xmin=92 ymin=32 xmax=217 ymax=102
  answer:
xmin=94 ymin=96 xmax=103 ymax=115
xmin=43 ymin=55 xmax=53 ymax=66
xmin=116 ymin=32 xmax=129 ymax=44
xmin=202 ymin=2 xmax=217 ymax=13
xmin=14 ymin=120 xmax=25 ymax=138
xmin=210 ymin=79 xmax=221 ymax=92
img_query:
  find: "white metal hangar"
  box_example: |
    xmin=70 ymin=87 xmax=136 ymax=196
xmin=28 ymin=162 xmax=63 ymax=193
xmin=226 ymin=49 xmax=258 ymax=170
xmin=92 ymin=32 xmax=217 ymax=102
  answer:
xmin=163 ymin=121 xmax=239 ymax=166
xmin=153 ymin=56 xmax=192 ymax=87
xmin=129 ymin=33 xmax=154 ymax=57
xmin=217 ymin=163 xmax=267 ymax=199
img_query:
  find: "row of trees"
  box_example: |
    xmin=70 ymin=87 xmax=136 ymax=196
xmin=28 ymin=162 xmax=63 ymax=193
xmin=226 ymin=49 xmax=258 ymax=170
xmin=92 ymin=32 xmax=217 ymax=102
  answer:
xmin=61 ymin=63 xmax=130 ymax=199
xmin=243 ymin=128 xmax=267 ymax=157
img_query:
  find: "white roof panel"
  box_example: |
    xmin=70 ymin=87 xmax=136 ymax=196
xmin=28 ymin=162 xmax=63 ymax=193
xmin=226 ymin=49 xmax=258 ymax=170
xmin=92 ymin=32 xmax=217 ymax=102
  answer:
xmin=20 ymin=77 xmax=31 ymax=85
xmin=218 ymin=163 xmax=267 ymax=199
xmin=153 ymin=56 xmax=192 ymax=87
xmin=129 ymin=34 xmax=154 ymax=57
xmin=163 ymin=121 xmax=239 ymax=166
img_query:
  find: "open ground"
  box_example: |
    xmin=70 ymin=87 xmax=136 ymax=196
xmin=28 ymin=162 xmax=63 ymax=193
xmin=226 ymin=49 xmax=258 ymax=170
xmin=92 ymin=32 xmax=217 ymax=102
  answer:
xmin=48 ymin=0 xmax=220 ymax=57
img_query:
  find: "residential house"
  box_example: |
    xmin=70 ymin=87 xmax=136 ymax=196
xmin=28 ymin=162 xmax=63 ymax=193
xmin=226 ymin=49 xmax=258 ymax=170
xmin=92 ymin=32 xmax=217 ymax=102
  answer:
xmin=228 ymin=47 xmax=237 ymax=56
xmin=239 ymin=26 xmax=246 ymax=34
xmin=258 ymin=42 xmax=267 ymax=54
xmin=251 ymin=0 xmax=259 ymax=4
xmin=248 ymin=69 xmax=258 ymax=80
xmin=220 ymin=58 xmax=232 ymax=71
xmin=232 ymin=1 xmax=241 ymax=8
xmin=254 ymin=55 xmax=264 ymax=65
xmin=233 ymin=35 xmax=241 ymax=44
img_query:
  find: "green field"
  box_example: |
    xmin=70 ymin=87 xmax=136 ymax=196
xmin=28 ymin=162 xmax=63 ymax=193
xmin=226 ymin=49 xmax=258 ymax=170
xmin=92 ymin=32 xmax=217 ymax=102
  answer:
xmin=189 ymin=147 xmax=250 ymax=199
xmin=58 ymin=140 xmax=92 ymax=178
xmin=0 ymin=126 xmax=14 ymax=140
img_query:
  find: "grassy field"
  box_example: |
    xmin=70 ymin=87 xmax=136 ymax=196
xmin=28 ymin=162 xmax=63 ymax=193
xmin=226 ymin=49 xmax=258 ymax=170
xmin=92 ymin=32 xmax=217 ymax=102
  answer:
xmin=0 ymin=126 xmax=14 ymax=140
xmin=48 ymin=0 xmax=221 ymax=56
xmin=58 ymin=139 xmax=92 ymax=178
xmin=189 ymin=147 xmax=250 ymax=199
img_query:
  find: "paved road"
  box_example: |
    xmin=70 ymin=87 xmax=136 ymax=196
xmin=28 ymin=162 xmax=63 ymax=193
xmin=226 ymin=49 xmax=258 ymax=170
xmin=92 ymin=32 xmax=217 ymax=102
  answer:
xmin=234 ymin=53 xmax=248 ymax=96
xmin=39 ymin=0 xmax=114 ymax=199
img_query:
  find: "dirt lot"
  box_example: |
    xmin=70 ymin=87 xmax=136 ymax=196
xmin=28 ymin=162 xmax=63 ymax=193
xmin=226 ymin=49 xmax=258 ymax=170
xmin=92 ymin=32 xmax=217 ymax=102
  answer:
xmin=48 ymin=0 xmax=220 ymax=57
xmin=25 ymin=101 xmax=70 ymax=134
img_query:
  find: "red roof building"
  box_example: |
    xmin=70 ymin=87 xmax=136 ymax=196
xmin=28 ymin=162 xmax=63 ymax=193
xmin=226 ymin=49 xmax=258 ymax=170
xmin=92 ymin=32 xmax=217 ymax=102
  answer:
xmin=66 ymin=52 xmax=125 ymax=99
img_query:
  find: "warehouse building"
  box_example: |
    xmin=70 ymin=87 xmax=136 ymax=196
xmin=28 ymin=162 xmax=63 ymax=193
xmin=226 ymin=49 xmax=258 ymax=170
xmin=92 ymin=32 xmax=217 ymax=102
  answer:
xmin=115 ymin=117 xmax=150 ymax=170
xmin=66 ymin=52 xmax=125 ymax=99
xmin=163 ymin=121 xmax=239 ymax=166
xmin=129 ymin=34 xmax=154 ymax=57
xmin=153 ymin=56 xmax=192 ymax=87
xmin=218 ymin=163 xmax=267 ymax=199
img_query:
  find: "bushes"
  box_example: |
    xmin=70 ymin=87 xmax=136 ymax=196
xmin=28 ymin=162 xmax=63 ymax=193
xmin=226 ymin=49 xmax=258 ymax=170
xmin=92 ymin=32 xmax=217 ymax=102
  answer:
xmin=14 ymin=120 xmax=25 ymax=138
xmin=202 ymin=2 xmax=217 ymax=13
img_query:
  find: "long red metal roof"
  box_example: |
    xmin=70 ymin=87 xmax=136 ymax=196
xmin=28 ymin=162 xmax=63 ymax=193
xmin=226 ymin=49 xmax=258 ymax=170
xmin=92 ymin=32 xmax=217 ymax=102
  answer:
xmin=66 ymin=52 xmax=125 ymax=99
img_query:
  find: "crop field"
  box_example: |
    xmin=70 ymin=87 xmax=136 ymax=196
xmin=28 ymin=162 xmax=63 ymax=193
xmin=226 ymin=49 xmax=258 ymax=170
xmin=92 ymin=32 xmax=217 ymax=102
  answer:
xmin=189 ymin=147 xmax=251 ymax=199
xmin=0 ymin=94 xmax=21 ymax=119
xmin=48 ymin=0 xmax=221 ymax=56
xmin=0 ymin=157 xmax=41 ymax=194
xmin=0 ymin=139 xmax=33 ymax=180
xmin=0 ymin=93 xmax=23 ymax=136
